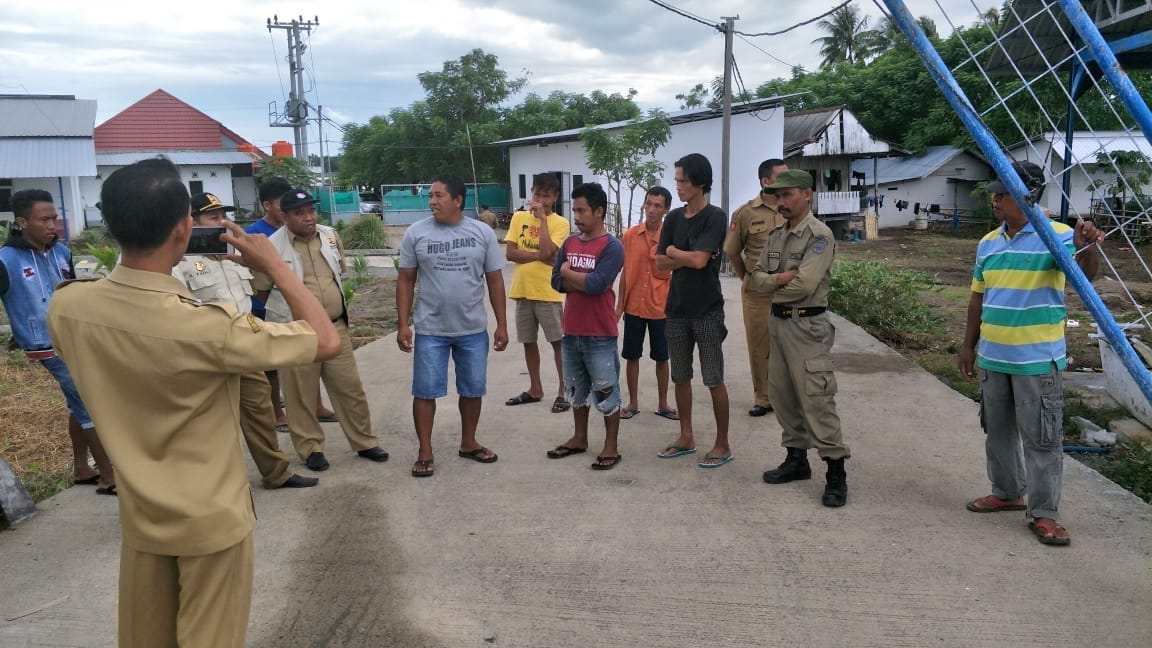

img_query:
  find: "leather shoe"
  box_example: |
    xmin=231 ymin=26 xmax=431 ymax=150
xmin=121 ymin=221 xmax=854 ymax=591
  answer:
xmin=275 ymin=474 xmax=319 ymax=489
xmin=357 ymin=446 xmax=390 ymax=462
xmin=305 ymin=452 xmax=330 ymax=472
xmin=749 ymin=404 xmax=773 ymax=417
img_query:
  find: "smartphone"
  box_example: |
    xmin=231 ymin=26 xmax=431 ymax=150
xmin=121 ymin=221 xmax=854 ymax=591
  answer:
xmin=186 ymin=226 xmax=228 ymax=255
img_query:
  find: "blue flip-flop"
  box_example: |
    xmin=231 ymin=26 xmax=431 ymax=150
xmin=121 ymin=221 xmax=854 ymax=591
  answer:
xmin=657 ymin=444 xmax=696 ymax=459
xmin=698 ymin=453 xmax=734 ymax=469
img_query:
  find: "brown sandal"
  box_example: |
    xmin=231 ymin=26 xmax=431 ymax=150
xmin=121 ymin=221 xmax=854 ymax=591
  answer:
xmin=966 ymin=495 xmax=1026 ymax=513
xmin=1028 ymin=518 xmax=1070 ymax=546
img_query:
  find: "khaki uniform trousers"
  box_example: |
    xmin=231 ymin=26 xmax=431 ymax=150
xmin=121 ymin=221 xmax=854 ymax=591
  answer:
xmin=118 ymin=532 xmax=254 ymax=648
xmin=238 ymin=372 xmax=292 ymax=487
xmin=741 ymin=282 xmax=773 ymax=408
xmin=281 ymin=319 xmax=377 ymax=460
xmin=767 ymin=312 xmax=850 ymax=460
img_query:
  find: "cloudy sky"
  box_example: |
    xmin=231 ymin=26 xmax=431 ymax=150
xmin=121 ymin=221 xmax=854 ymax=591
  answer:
xmin=1 ymin=0 xmax=989 ymax=154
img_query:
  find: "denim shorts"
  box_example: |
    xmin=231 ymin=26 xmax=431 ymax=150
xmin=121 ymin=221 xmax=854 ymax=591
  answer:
xmin=561 ymin=335 xmax=621 ymax=415
xmin=412 ymin=332 xmax=489 ymax=399
xmin=39 ymin=355 xmax=95 ymax=429
xmin=621 ymin=314 xmax=669 ymax=362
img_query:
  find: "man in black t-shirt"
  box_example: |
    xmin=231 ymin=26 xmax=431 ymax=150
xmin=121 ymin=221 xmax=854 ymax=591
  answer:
xmin=654 ymin=153 xmax=732 ymax=468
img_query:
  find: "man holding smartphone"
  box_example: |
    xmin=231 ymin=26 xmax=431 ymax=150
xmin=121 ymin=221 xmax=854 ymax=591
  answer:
xmin=174 ymin=192 xmax=317 ymax=489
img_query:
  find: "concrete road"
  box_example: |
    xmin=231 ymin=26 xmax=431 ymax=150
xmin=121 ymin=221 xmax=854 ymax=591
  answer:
xmin=1 ymin=273 xmax=1149 ymax=647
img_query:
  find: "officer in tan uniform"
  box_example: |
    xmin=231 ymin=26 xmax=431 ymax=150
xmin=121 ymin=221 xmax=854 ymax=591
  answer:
xmin=175 ymin=192 xmax=317 ymax=489
xmin=723 ymin=158 xmax=788 ymax=417
xmin=252 ymin=188 xmax=389 ymax=472
xmin=746 ymin=169 xmax=850 ymax=508
xmin=47 ymin=158 xmax=342 ymax=647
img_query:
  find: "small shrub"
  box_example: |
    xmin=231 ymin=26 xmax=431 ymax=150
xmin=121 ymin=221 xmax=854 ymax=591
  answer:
xmin=69 ymin=227 xmax=116 ymax=253
xmin=86 ymin=244 xmax=119 ymax=276
xmin=342 ymin=215 xmax=388 ymax=249
xmin=829 ymin=260 xmax=943 ymax=346
xmin=0 ymin=221 xmax=8 ymax=242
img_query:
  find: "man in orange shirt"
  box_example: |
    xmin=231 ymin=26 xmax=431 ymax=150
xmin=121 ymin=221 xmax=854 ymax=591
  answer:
xmin=615 ymin=186 xmax=676 ymax=421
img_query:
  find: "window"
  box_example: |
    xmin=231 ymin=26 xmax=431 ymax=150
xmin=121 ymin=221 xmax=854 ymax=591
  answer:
xmin=517 ymin=174 xmax=526 ymax=200
xmin=573 ymin=174 xmax=584 ymax=188
xmin=0 ymin=178 xmax=12 ymax=213
xmin=189 ymin=180 xmax=204 ymax=195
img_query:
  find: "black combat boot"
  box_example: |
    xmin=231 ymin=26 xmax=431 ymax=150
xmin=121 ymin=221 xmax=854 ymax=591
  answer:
xmin=762 ymin=447 xmax=812 ymax=483
xmin=822 ymin=457 xmax=847 ymax=507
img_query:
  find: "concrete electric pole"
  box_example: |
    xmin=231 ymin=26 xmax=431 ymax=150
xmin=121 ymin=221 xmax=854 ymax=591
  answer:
xmin=720 ymin=15 xmax=737 ymax=220
xmin=267 ymin=14 xmax=318 ymax=162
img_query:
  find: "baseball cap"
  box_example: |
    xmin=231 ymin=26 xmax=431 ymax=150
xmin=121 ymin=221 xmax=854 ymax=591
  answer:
xmin=764 ymin=169 xmax=814 ymax=192
xmin=986 ymin=161 xmax=1045 ymax=195
xmin=279 ymin=188 xmax=318 ymax=212
xmin=190 ymin=192 xmax=235 ymax=215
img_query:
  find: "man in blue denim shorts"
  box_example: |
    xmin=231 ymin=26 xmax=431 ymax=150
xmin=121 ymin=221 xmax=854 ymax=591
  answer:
xmin=545 ymin=183 xmax=625 ymax=470
xmin=396 ymin=173 xmax=508 ymax=477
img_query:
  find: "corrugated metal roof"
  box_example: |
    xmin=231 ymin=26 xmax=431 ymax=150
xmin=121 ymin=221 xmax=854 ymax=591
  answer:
xmin=851 ymin=146 xmax=967 ymax=183
xmin=0 ymin=138 xmax=97 ymax=177
xmin=96 ymin=150 xmax=259 ymax=166
xmin=783 ymin=106 xmax=841 ymax=154
xmin=493 ymin=94 xmax=801 ymax=146
xmin=0 ymin=97 xmax=97 ymax=137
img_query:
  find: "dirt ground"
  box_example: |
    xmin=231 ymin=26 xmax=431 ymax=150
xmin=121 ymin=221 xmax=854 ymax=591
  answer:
xmin=347 ymin=275 xmax=399 ymax=348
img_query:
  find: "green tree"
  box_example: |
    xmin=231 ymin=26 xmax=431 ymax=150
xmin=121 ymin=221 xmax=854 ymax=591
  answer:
xmin=812 ymin=4 xmax=876 ymax=67
xmin=1090 ymin=150 xmax=1152 ymax=209
xmin=257 ymin=156 xmax=316 ymax=188
xmin=581 ymin=111 xmax=672 ymax=233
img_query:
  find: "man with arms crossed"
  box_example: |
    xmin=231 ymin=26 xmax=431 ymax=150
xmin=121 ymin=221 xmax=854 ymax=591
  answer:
xmin=655 ymin=153 xmax=733 ymax=468
xmin=396 ymin=173 xmax=509 ymax=477
xmin=546 ymin=183 xmax=626 ymax=470
xmin=724 ymin=158 xmax=788 ymax=417
xmin=47 ymin=157 xmax=340 ymax=647
xmin=616 ymin=186 xmax=676 ymax=421
xmin=504 ymin=173 xmax=571 ymax=413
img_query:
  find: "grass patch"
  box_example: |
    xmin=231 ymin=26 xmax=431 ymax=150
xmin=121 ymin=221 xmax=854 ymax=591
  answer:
xmin=342 ymin=215 xmax=389 ymax=250
xmin=0 ymin=351 xmax=75 ymax=502
xmin=1078 ymin=442 xmax=1152 ymax=502
xmin=829 ymin=260 xmax=943 ymax=348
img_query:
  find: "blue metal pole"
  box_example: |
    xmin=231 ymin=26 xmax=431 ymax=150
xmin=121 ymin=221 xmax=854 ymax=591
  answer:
xmin=1060 ymin=64 xmax=1085 ymax=224
xmin=881 ymin=0 xmax=1152 ymax=406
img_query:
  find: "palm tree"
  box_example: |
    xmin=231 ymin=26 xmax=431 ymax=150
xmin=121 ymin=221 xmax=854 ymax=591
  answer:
xmin=869 ymin=14 xmax=939 ymax=56
xmin=813 ymin=4 xmax=875 ymax=66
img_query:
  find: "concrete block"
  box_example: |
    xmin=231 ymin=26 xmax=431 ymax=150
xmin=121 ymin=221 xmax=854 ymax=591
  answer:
xmin=1108 ymin=417 xmax=1152 ymax=446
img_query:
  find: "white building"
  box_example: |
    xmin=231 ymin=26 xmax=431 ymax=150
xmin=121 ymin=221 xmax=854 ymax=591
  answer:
xmin=851 ymin=146 xmax=993 ymax=229
xmin=495 ymin=97 xmax=789 ymax=227
xmin=0 ymin=95 xmax=97 ymax=239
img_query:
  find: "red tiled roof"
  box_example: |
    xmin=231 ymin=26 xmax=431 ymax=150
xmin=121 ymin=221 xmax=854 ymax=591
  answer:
xmin=94 ymin=89 xmax=267 ymax=157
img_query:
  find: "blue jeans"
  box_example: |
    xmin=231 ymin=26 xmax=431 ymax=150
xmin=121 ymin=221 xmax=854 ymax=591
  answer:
xmin=412 ymin=332 xmax=489 ymax=399
xmin=40 ymin=355 xmax=95 ymax=429
xmin=561 ymin=335 xmax=621 ymax=415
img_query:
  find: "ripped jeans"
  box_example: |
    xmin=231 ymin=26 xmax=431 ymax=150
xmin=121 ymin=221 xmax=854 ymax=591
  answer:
xmin=561 ymin=335 xmax=621 ymax=416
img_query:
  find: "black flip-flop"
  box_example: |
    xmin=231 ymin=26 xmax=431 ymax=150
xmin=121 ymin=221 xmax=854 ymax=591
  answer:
xmin=546 ymin=445 xmax=586 ymax=459
xmin=411 ymin=459 xmax=434 ymax=478
xmin=458 ymin=447 xmax=498 ymax=463
xmin=73 ymin=475 xmax=100 ymax=486
xmin=96 ymin=485 xmax=118 ymax=496
xmin=591 ymin=455 xmax=622 ymax=471
xmin=506 ymin=392 xmax=542 ymax=406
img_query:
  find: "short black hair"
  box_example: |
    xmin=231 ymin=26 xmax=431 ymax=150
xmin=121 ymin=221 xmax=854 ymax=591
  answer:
xmin=258 ymin=176 xmax=292 ymax=203
xmin=758 ymin=159 xmax=786 ymax=181
xmin=101 ymin=157 xmax=190 ymax=251
xmin=571 ymin=182 xmax=608 ymax=218
xmin=11 ymin=189 xmax=54 ymax=220
xmin=431 ymin=173 xmax=467 ymax=207
xmin=646 ymin=186 xmax=673 ymax=210
xmin=532 ymin=172 xmax=560 ymax=194
xmin=675 ymin=153 xmax=713 ymax=193
xmin=480 ymin=204 xmax=489 ymax=210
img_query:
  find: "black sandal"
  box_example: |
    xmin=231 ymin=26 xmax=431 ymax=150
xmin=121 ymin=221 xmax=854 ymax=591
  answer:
xmin=411 ymin=459 xmax=434 ymax=477
xmin=546 ymin=445 xmax=586 ymax=459
xmin=591 ymin=455 xmax=622 ymax=471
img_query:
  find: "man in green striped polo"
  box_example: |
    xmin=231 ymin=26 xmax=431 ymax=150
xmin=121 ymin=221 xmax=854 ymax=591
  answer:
xmin=958 ymin=160 xmax=1103 ymax=547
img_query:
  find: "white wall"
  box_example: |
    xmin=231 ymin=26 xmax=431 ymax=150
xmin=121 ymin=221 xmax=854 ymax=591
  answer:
xmin=78 ymin=164 xmax=244 ymax=229
xmin=871 ymin=151 xmax=992 ymax=229
xmin=508 ymin=108 xmax=785 ymax=228
xmin=5 ymin=177 xmax=85 ymax=239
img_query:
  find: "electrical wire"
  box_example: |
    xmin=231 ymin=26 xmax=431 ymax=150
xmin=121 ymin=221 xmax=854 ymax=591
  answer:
xmin=735 ymin=1 xmax=853 ymax=37
xmin=268 ymin=30 xmax=287 ymax=103
xmin=645 ymin=0 xmax=721 ymax=31
xmin=736 ymin=33 xmax=797 ymax=68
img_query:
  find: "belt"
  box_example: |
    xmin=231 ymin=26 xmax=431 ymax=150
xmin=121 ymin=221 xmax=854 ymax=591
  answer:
xmin=25 ymin=348 xmax=57 ymax=360
xmin=771 ymin=305 xmax=826 ymax=319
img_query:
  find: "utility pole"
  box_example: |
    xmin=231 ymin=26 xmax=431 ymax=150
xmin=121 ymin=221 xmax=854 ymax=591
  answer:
xmin=267 ymin=14 xmax=318 ymax=162
xmin=720 ymin=16 xmax=737 ymax=219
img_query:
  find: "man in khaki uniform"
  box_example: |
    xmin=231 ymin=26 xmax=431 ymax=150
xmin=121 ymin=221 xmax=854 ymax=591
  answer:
xmin=477 ymin=204 xmax=498 ymax=229
xmin=253 ymin=188 xmax=389 ymax=472
xmin=175 ymin=192 xmax=317 ymax=489
xmin=47 ymin=158 xmax=341 ymax=647
xmin=723 ymin=158 xmax=788 ymax=417
xmin=746 ymin=169 xmax=850 ymax=508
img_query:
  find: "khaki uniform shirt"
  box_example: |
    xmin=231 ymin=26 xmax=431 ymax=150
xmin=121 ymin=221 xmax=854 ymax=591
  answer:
xmin=478 ymin=210 xmax=497 ymax=229
xmin=47 ymin=266 xmax=318 ymax=556
xmin=747 ymin=211 xmax=836 ymax=307
xmin=723 ymin=194 xmax=785 ymax=271
xmin=175 ymin=255 xmax=255 ymax=312
xmin=253 ymin=231 xmax=346 ymax=321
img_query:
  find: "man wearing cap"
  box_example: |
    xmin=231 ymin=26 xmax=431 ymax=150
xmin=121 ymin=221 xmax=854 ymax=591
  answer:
xmin=958 ymin=161 xmax=1103 ymax=547
xmin=724 ymin=158 xmax=789 ymax=417
xmin=477 ymin=204 xmax=498 ymax=230
xmin=174 ymin=192 xmax=317 ymax=489
xmin=747 ymin=169 xmax=850 ymax=508
xmin=252 ymin=188 xmax=389 ymax=472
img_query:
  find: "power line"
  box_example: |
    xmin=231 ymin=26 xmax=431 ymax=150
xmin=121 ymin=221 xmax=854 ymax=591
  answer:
xmin=645 ymin=0 xmax=721 ymax=31
xmin=735 ymin=1 xmax=852 ymax=37
xmin=737 ymin=33 xmax=797 ymax=69
xmin=268 ymin=31 xmax=287 ymax=102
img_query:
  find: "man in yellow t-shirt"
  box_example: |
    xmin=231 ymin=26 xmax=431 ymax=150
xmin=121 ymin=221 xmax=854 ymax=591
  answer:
xmin=504 ymin=173 xmax=571 ymax=413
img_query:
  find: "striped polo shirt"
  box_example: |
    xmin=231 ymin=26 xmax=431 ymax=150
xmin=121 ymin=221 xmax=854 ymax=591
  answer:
xmin=971 ymin=220 xmax=1074 ymax=375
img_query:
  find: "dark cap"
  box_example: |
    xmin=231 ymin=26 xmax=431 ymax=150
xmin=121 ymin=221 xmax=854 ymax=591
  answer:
xmin=190 ymin=192 xmax=235 ymax=215
xmin=986 ymin=161 xmax=1045 ymax=194
xmin=764 ymin=169 xmax=814 ymax=192
xmin=279 ymin=188 xmax=317 ymax=212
